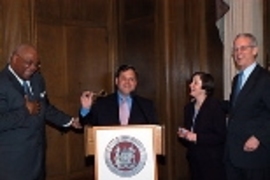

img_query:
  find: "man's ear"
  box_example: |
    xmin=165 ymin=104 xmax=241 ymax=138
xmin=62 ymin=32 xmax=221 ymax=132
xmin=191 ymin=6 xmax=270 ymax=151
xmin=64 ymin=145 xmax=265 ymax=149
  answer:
xmin=252 ymin=46 xmax=259 ymax=57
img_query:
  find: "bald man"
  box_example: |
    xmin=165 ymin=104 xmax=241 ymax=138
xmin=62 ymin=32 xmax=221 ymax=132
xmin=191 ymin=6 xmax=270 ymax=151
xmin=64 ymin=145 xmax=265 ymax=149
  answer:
xmin=0 ymin=44 xmax=80 ymax=180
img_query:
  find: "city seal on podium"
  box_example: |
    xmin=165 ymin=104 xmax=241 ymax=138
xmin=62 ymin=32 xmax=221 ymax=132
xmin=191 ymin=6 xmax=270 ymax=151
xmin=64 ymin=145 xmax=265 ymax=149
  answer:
xmin=105 ymin=135 xmax=147 ymax=177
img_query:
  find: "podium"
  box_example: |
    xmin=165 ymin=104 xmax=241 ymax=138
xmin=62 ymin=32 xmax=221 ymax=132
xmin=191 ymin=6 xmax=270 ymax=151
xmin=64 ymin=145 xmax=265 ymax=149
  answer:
xmin=84 ymin=125 xmax=165 ymax=180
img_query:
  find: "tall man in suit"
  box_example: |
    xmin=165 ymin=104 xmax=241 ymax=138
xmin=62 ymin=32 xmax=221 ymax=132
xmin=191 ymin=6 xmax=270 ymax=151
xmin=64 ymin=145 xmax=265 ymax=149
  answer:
xmin=0 ymin=43 xmax=81 ymax=180
xmin=80 ymin=64 xmax=157 ymax=125
xmin=225 ymin=33 xmax=270 ymax=180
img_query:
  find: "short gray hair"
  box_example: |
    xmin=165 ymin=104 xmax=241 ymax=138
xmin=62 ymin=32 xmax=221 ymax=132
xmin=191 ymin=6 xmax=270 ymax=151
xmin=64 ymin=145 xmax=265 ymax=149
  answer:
xmin=234 ymin=33 xmax=258 ymax=47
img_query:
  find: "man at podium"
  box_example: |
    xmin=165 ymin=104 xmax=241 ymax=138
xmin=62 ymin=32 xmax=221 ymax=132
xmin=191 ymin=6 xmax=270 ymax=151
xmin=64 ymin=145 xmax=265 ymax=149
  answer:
xmin=79 ymin=64 xmax=157 ymax=126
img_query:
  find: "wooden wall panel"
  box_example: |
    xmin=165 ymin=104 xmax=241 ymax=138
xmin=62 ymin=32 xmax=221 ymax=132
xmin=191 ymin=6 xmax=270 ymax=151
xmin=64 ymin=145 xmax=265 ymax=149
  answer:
xmin=66 ymin=27 xmax=110 ymax=96
xmin=38 ymin=25 xmax=67 ymax=97
xmin=36 ymin=0 xmax=112 ymax=179
xmin=65 ymin=26 xmax=109 ymax=177
xmin=36 ymin=0 xmax=62 ymax=20
xmin=120 ymin=22 xmax=156 ymax=99
xmin=124 ymin=0 xmax=155 ymax=20
xmin=62 ymin=0 xmax=108 ymax=25
xmin=37 ymin=0 xmax=108 ymax=27
xmin=118 ymin=0 xmax=156 ymax=101
xmin=157 ymin=1 xmax=189 ymax=179
xmin=37 ymin=23 xmax=69 ymax=178
xmin=0 ymin=0 xmax=36 ymax=66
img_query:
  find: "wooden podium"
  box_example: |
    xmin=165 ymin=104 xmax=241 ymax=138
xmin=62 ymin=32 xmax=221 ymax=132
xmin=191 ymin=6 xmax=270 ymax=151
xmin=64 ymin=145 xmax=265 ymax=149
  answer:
xmin=84 ymin=125 xmax=165 ymax=180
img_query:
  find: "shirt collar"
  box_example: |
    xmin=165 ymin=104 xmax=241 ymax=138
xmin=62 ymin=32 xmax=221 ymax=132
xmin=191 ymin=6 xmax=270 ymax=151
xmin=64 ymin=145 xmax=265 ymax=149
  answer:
xmin=8 ymin=65 xmax=25 ymax=85
xmin=241 ymin=62 xmax=257 ymax=78
xmin=117 ymin=91 xmax=132 ymax=102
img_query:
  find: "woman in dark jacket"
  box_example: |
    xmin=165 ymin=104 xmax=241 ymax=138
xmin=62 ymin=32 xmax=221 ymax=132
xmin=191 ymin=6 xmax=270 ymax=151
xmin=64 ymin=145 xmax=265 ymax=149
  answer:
xmin=178 ymin=72 xmax=227 ymax=180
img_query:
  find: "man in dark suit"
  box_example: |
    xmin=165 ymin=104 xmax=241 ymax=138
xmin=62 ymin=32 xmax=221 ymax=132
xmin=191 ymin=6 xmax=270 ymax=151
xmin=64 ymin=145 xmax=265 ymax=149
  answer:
xmin=0 ymin=43 xmax=81 ymax=180
xmin=79 ymin=64 xmax=157 ymax=125
xmin=226 ymin=33 xmax=270 ymax=180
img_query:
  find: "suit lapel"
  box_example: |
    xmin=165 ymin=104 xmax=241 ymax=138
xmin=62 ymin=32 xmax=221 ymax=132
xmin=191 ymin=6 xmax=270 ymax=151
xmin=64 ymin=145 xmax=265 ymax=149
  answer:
xmin=232 ymin=65 xmax=261 ymax=113
xmin=29 ymin=77 xmax=40 ymax=100
xmin=188 ymin=103 xmax=195 ymax=129
xmin=129 ymin=96 xmax=139 ymax=124
xmin=192 ymin=97 xmax=210 ymax=131
xmin=128 ymin=95 xmax=145 ymax=124
xmin=4 ymin=66 xmax=25 ymax=95
xmin=112 ymin=93 xmax=121 ymax=125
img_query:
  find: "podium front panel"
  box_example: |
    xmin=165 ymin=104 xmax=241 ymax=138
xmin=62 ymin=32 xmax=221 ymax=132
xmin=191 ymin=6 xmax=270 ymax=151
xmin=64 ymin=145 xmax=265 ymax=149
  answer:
xmin=95 ymin=127 xmax=156 ymax=180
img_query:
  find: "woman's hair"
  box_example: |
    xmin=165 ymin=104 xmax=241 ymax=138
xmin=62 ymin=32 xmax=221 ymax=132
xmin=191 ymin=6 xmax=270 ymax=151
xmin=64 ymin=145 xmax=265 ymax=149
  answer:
xmin=191 ymin=72 xmax=215 ymax=96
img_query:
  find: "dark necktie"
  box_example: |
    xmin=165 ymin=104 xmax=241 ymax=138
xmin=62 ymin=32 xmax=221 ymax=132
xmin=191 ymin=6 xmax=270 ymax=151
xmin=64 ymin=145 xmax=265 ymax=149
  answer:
xmin=233 ymin=72 xmax=243 ymax=105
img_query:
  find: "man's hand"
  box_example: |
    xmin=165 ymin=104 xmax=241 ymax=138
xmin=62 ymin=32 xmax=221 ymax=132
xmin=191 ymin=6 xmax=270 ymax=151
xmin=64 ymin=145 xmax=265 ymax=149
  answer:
xmin=71 ymin=117 xmax=82 ymax=129
xmin=25 ymin=95 xmax=40 ymax=115
xmin=80 ymin=91 xmax=94 ymax=109
xmin=244 ymin=135 xmax=260 ymax=152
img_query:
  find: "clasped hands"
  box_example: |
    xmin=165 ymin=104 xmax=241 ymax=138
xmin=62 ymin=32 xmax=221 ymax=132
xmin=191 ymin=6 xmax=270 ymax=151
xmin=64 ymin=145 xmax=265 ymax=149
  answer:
xmin=177 ymin=127 xmax=197 ymax=143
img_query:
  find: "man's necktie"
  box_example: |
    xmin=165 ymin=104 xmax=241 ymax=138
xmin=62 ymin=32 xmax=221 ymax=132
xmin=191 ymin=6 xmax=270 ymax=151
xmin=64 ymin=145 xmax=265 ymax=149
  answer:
xmin=119 ymin=98 xmax=129 ymax=125
xmin=23 ymin=81 xmax=32 ymax=98
xmin=233 ymin=72 xmax=243 ymax=105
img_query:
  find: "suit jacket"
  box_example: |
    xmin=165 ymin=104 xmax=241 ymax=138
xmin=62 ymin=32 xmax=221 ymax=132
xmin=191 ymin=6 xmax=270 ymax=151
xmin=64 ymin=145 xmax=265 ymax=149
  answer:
xmin=0 ymin=66 xmax=71 ymax=180
xmin=226 ymin=64 xmax=270 ymax=168
xmin=80 ymin=92 xmax=157 ymax=125
xmin=181 ymin=97 xmax=227 ymax=180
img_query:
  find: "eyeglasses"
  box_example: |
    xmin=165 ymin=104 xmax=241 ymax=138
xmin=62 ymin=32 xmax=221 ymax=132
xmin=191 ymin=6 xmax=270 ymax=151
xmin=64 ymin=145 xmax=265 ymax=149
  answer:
xmin=232 ymin=45 xmax=254 ymax=53
xmin=16 ymin=53 xmax=41 ymax=69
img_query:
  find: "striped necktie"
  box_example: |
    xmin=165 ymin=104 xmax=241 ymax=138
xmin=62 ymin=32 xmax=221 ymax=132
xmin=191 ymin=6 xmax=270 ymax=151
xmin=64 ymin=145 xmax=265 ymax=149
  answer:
xmin=23 ymin=81 xmax=32 ymax=98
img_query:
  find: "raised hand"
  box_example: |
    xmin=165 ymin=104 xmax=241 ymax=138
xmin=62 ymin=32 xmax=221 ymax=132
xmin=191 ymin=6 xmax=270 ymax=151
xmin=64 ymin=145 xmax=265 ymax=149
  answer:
xmin=80 ymin=91 xmax=94 ymax=109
